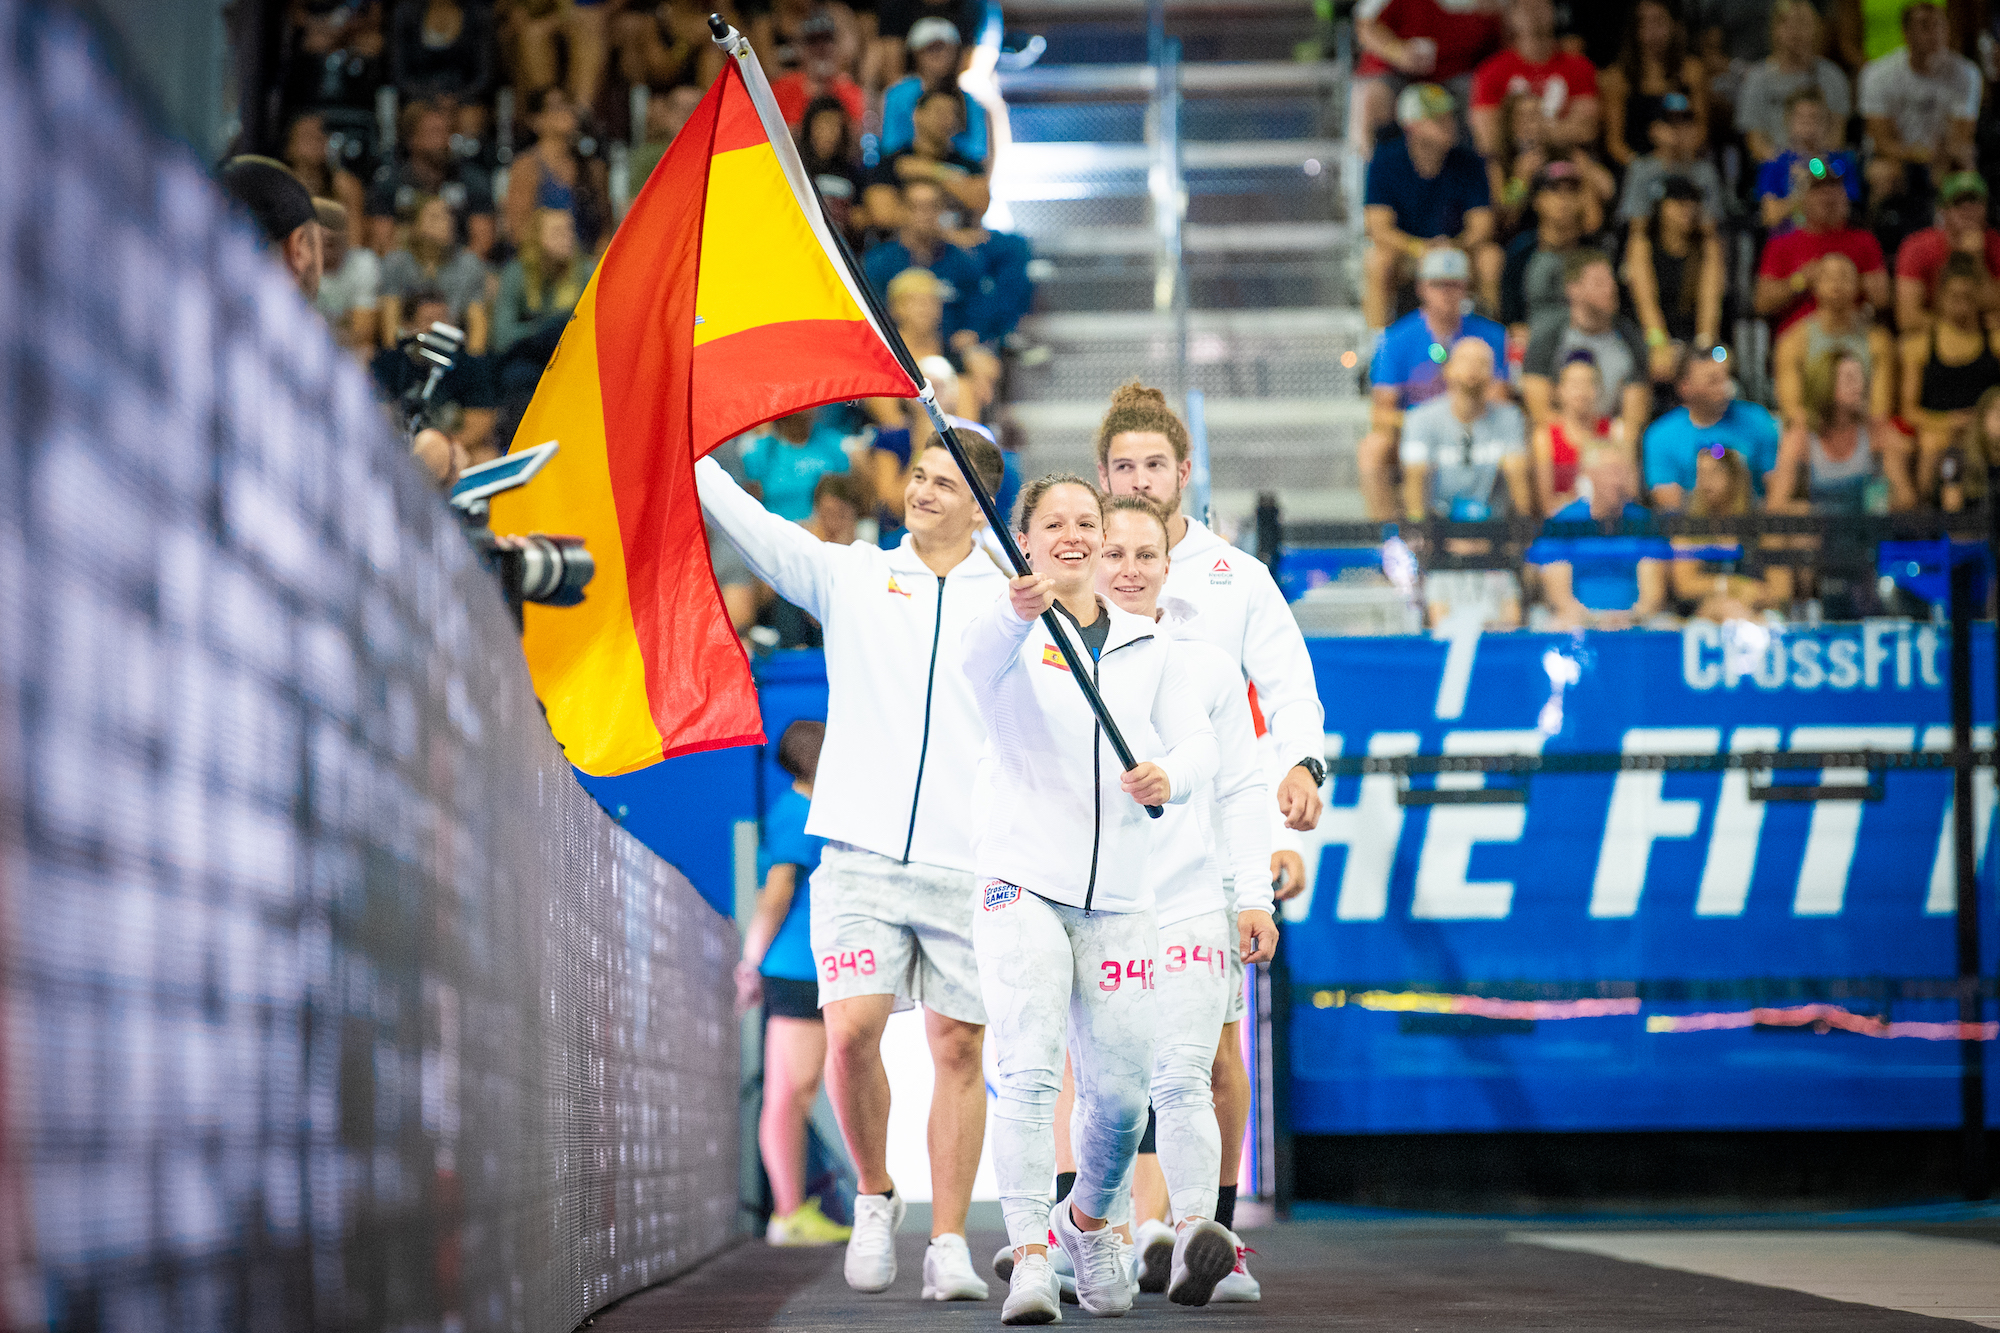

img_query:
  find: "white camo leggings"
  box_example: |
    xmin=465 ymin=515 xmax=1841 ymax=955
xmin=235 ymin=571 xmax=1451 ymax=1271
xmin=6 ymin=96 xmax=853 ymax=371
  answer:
xmin=1149 ymin=910 xmax=1232 ymax=1223
xmin=973 ymin=882 xmax=1158 ymax=1250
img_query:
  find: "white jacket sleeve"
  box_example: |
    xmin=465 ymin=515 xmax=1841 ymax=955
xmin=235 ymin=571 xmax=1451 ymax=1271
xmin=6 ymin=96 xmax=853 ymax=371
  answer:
xmin=1239 ymin=560 xmax=1325 ymax=773
xmin=1209 ymin=683 xmax=1274 ymax=917
xmin=1150 ymin=641 xmax=1218 ymax=806
xmin=960 ymin=585 xmax=1036 ymax=692
xmin=694 ymin=455 xmax=841 ymax=620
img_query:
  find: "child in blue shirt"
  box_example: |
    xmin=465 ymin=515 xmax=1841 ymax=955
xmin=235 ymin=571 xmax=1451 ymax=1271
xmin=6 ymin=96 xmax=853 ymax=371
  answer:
xmin=737 ymin=719 xmax=851 ymax=1246
xmin=742 ymin=411 xmax=853 ymax=522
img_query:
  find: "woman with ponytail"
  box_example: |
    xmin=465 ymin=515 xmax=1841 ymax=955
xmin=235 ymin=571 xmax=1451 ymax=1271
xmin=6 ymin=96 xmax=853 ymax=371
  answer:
xmin=1089 ymin=379 xmax=1326 ymax=1302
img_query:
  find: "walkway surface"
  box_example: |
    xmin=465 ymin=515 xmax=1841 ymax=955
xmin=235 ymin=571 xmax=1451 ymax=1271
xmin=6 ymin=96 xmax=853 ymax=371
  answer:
xmin=592 ymin=1209 xmax=2000 ymax=1331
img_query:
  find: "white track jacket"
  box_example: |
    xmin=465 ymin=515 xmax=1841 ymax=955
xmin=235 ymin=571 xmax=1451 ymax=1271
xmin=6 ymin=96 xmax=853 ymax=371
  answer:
xmin=962 ymin=594 xmax=1218 ymax=915
xmin=1150 ymin=599 xmax=1274 ymax=929
xmin=1162 ymin=519 xmax=1326 ymax=852
xmin=696 ymin=456 xmax=1009 ymax=872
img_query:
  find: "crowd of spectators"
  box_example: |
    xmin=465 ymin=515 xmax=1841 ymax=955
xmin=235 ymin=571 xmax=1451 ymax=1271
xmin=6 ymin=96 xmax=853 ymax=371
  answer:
xmin=1353 ymin=0 xmax=2000 ymax=631
xmin=260 ymin=0 xmax=1033 ymax=646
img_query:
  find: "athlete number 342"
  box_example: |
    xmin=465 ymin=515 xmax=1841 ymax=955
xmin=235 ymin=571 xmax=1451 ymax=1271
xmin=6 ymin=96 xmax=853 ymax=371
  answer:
xmin=1099 ymin=958 xmax=1156 ymax=991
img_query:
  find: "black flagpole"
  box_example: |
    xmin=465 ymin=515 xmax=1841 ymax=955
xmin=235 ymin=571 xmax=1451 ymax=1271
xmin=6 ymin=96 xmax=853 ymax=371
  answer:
xmin=708 ymin=15 xmax=1161 ymax=817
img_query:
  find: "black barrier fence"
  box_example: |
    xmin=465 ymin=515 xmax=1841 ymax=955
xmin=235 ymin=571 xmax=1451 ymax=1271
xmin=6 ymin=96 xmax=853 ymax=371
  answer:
xmin=0 ymin=4 xmax=738 ymax=1328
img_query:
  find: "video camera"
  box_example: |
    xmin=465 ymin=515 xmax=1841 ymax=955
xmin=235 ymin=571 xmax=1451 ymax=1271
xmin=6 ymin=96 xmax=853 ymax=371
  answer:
xmin=450 ymin=443 xmax=596 ymax=628
xmin=396 ymin=321 xmax=469 ymax=439
xmin=398 ymin=322 xmax=596 ymax=627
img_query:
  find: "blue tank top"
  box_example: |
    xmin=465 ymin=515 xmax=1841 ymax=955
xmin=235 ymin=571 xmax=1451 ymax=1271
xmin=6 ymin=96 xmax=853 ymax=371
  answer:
xmin=758 ymin=788 xmax=823 ymax=981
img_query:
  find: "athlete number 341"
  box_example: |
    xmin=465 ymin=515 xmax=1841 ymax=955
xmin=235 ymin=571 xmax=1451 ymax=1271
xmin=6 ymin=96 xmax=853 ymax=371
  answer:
xmin=820 ymin=949 xmax=877 ymax=981
xmin=1164 ymin=943 xmax=1225 ymax=978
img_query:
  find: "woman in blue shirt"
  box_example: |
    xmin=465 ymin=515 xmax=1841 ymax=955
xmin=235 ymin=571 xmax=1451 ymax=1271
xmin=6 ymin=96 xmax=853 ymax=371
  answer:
xmin=737 ymin=720 xmax=852 ymax=1246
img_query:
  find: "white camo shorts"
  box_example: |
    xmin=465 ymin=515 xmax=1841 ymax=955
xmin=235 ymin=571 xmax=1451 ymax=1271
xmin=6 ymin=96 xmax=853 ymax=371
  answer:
xmin=1222 ymin=877 xmax=1247 ymax=1025
xmin=808 ymin=844 xmax=986 ymax=1025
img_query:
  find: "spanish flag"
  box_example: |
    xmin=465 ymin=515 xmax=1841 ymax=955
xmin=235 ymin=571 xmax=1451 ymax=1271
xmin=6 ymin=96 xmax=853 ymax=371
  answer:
xmin=492 ymin=40 xmax=918 ymax=776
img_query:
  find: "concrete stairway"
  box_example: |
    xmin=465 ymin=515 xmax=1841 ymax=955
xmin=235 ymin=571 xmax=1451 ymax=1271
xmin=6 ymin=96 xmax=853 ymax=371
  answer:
xmin=995 ymin=0 xmax=1369 ymax=522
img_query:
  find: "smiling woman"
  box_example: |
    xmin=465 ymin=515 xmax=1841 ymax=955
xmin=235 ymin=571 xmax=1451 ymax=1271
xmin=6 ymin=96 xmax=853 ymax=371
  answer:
xmin=961 ymin=470 xmax=1220 ymax=1320
xmin=1014 ymin=473 xmax=1105 ymax=619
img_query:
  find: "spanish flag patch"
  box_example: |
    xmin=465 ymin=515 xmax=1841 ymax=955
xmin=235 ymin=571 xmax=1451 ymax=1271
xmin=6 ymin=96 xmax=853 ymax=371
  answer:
xmin=1041 ymin=644 xmax=1071 ymax=672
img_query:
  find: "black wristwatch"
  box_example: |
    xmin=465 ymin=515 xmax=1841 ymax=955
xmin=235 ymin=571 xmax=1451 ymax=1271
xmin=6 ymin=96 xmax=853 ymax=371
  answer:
xmin=1293 ymin=756 xmax=1326 ymax=787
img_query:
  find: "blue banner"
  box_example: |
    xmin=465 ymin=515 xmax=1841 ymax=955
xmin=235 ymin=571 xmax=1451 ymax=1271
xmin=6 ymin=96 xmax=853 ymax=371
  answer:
xmin=589 ymin=626 xmax=2000 ymax=1135
xmin=1286 ymin=625 xmax=1999 ymax=1134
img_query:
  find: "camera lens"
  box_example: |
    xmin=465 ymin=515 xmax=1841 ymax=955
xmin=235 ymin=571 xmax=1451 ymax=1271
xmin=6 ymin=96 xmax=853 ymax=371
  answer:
xmin=518 ymin=535 xmax=595 ymax=606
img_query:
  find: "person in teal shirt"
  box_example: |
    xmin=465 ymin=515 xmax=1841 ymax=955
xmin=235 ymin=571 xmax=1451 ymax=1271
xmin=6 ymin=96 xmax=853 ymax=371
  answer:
xmin=737 ymin=720 xmax=851 ymax=1247
xmin=742 ymin=410 xmax=853 ymax=521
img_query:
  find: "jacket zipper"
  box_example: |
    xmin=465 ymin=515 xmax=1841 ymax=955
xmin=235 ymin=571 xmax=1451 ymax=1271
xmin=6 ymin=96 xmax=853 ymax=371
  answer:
xmin=1085 ymin=653 xmax=1102 ymax=911
xmin=1079 ymin=632 xmax=1151 ymax=913
xmin=900 ymin=573 xmax=947 ymax=864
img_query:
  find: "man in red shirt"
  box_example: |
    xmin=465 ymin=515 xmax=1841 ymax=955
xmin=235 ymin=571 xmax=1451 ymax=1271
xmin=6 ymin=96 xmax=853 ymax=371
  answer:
xmin=1754 ymin=174 xmax=1890 ymax=336
xmin=1351 ymin=0 xmax=1505 ymax=159
xmin=771 ymin=14 xmax=866 ymax=129
xmin=1468 ymin=0 xmax=1599 ymax=157
xmin=1894 ymin=171 xmax=2000 ymax=332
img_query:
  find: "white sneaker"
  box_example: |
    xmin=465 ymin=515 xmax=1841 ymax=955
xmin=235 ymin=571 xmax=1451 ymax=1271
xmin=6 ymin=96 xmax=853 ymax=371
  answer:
xmin=1048 ymin=1232 xmax=1078 ymax=1303
xmin=1002 ymin=1252 xmax=1063 ymax=1325
xmin=1133 ymin=1218 xmax=1174 ymax=1294
xmin=993 ymin=1242 xmax=1017 ymax=1283
xmin=1051 ymin=1202 xmax=1133 ymax=1316
xmin=1166 ymin=1219 xmax=1237 ymax=1307
xmin=1209 ymin=1234 xmax=1262 ymax=1303
xmin=922 ymin=1233 xmax=990 ymax=1300
xmin=843 ymin=1190 xmax=905 ymax=1293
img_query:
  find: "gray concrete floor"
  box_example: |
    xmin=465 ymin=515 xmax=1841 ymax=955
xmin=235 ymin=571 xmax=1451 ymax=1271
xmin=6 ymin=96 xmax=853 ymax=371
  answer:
xmin=591 ymin=1209 xmax=2000 ymax=1331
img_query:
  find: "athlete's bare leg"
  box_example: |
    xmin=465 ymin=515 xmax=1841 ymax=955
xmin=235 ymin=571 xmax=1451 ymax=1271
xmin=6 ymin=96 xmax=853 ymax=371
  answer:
xmin=1213 ymin=1021 xmax=1250 ymax=1190
xmin=1133 ymin=1151 xmax=1170 ymax=1224
xmin=1053 ymin=1052 xmax=1076 ymax=1171
xmin=927 ymin=1009 xmax=986 ymax=1238
xmin=824 ymin=993 xmax=897 ymax=1193
xmin=760 ymin=1015 xmax=831 ymax=1216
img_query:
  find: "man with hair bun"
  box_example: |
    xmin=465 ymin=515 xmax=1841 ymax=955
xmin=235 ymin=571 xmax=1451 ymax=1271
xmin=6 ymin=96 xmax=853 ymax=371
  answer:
xmin=695 ymin=430 xmax=1011 ymax=1304
xmin=1094 ymin=378 xmax=1325 ymax=1303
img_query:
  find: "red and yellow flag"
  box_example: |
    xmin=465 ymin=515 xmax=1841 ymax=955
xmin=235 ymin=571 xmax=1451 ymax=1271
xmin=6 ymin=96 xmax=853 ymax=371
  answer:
xmin=492 ymin=52 xmax=918 ymax=776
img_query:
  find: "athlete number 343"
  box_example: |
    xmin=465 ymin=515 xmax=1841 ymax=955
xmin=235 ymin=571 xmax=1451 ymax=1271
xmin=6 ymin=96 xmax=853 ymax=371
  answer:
xmin=820 ymin=949 xmax=878 ymax=981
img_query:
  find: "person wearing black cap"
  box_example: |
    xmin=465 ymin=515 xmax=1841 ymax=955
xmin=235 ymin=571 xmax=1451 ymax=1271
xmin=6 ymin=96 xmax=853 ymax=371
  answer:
xmin=1616 ymin=93 xmax=1727 ymax=227
xmin=1498 ymin=160 xmax=1596 ymax=330
xmin=218 ymin=156 xmax=323 ymax=300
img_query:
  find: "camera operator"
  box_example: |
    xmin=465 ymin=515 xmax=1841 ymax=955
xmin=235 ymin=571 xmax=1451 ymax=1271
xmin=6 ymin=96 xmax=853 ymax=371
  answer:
xmin=218 ymin=156 xmax=323 ymax=300
xmin=372 ymin=287 xmax=498 ymax=463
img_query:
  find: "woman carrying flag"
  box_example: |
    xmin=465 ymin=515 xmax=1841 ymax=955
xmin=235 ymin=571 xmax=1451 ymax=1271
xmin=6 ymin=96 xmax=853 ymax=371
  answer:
xmin=961 ymin=475 xmax=1217 ymax=1324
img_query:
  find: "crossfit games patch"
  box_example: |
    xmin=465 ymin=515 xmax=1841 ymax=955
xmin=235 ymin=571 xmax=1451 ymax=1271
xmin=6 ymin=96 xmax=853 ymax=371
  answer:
xmin=983 ymin=880 xmax=1021 ymax=911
